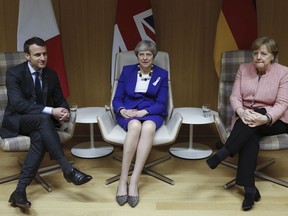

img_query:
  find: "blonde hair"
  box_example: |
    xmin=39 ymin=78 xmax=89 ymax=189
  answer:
xmin=251 ymin=36 xmax=279 ymax=63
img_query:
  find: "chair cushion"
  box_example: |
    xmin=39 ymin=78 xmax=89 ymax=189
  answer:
xmin=101 ymin=124 xmax=178 ymax=146
xmin=0 ymin=135 xmax=30 ymax=151
xmin=0 ymin=129 xmax=73 ymax=152
xmin=260 ymin=134 xmax=288 ymax=150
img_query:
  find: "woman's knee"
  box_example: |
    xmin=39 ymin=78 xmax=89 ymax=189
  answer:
xmin=127 ymin=120 xmax=142 ymax=132
xmin=128 ymin=120 xmax=141 ymax=128
xmin=142 ymin=121 xmax=156 ymax=133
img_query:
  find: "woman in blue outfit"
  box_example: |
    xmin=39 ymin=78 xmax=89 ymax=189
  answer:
xmin=113 ymin=40 xmax=168 ymax=207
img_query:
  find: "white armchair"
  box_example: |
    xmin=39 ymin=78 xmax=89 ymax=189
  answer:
xmin=97 ymin=51 xmax=182 ymax=185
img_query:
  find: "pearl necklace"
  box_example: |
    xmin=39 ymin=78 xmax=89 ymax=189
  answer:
xmin=138 ymin=64 xmax=153 ymax=81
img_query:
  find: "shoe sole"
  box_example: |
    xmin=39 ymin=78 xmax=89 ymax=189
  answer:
xmin=74 ymin=177 xmax=92 ymax=185
xmin=65 ymin=177 xmax=92 ymax=185
xmin=242 ymin=190 xmax=261 ymax=211
xmin=9 ymin=201 xmax=31 ymax=210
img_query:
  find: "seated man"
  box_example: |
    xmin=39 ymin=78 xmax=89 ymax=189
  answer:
xmin=0 ymin=37 xmax=92 ymax=210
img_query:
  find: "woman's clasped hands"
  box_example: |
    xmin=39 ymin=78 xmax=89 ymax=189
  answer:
xmin=238 ymin=108 xmax=267 ymax=127
xmin=120 ymin=109 xmax=149 ymax=119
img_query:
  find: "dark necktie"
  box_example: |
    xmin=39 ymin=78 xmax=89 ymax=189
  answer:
xmin=34 ymin=71 xmax=43 ymax=104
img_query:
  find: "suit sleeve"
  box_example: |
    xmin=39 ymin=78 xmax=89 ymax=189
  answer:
xmin=145 ymin=74 xmax=168 ymax=115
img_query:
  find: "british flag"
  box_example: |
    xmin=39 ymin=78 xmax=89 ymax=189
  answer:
xmin=111 ymin=0 xmax=156 ymax=85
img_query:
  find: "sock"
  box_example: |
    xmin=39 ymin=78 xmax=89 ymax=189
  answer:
xmin=16 ymin=184 xmax=27 ymax=192
xmin=244 ymin=186 xmax=256 ymax=194
xmin=57 ymin=156 xmax=73 ymax=175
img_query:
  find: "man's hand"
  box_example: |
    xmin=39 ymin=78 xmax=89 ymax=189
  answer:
xmin=52 ymin=107 xmax=70 ymax=121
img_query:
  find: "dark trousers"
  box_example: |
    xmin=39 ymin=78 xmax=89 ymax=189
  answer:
xmin=225 ymin=110 xmax=288 ymax=187
xmin=17 ymin=114 xmax=64 ymax=188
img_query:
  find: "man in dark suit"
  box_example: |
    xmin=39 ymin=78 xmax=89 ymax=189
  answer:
xmin=0 ymin=37 xmax=92 ymax=209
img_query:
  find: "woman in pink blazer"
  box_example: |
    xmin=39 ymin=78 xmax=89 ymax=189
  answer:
xmin=207 ymin=37 xmax=288 ymax=211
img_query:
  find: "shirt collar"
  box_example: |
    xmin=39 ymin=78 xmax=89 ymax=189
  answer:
xmin=27 ymin=62 xmax=42 ymax=75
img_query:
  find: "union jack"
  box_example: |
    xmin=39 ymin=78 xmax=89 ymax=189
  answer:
xmin=111 ymin=0 xmax=156 ymax=86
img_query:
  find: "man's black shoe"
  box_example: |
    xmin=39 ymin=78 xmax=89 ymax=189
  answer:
xmin=8 ymin=189 xmax=31 ymax=209
xmin=242 ymin=187 xmax=261 ymax=211
xmin=64 ymin=168 xmax=92 ymax=185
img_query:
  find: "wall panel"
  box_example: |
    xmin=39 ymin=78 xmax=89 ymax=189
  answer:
xmin=1 ymin=0 xmax=288 ymax=137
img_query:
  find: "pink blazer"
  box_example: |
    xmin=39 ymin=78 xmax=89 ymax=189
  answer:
xmin=230 ymin=62 xmax=288 ymax=126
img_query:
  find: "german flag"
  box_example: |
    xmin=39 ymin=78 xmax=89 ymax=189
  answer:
xmin=213 ymin=0 xmax=257 ymax=77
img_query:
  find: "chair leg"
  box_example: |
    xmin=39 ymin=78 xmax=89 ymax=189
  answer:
xmin=255 ymin=170 xmax=288 ymax=187
xmin=0 ymin=158 xmax=74 ymax=192
xmin=34 ymin=174 xmax=52 ymax=192
xmin=105 ymin=154 xmax=174 ymax=185
xmin=221 ymin=158 xmax=288 ymax=189
xmin=142 ymin=155 xmax=174 ymax=185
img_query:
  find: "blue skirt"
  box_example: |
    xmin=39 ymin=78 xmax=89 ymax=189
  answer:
xmin=116 ymin=114 xmax=165 ymax=131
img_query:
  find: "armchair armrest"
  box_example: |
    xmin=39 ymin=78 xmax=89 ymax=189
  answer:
xmin=166 ymin=112 xmax=182 ymax=140
xmin=57 ymin=110 xmax=77 ymax=143
xmin=97 ymin=110 xmax=128 ymax=145
xmin=213 ymin=113 xmax=230 ymax=144
xmin=97 ymin=110 xmax=118 ymax=136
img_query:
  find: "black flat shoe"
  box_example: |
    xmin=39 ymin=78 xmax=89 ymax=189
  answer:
xmin=8 ymin=189 xmax=31 ymax=209
xmin=206 ymin=154 xmax=221 ymax=169
xmin=64 ymin=168 xmax=92 ymax=185
xmin=242 ymin=187 xmax=261 ymax=211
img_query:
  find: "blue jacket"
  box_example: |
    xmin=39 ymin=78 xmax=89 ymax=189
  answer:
xmin=113 ymin=64 xmax=168 ymax=117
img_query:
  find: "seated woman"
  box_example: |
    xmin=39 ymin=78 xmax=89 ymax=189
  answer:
xmin=206 ymin=36 xmax=288 ymax=211
xmin=112 ymin=40 xmax=168 ymax=207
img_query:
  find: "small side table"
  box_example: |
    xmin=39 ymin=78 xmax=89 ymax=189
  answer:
xmin=169 ymin=107 xmax=214 ymax=159
xmin=71 ymin=107 xmax=114 ymax=158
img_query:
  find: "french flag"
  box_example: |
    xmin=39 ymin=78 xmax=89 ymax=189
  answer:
xmin=17 ymin=0 xmax=70 ymax=98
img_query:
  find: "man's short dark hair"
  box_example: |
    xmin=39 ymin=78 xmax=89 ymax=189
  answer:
xmin=23 ymin=37 xmax=46 ymax=54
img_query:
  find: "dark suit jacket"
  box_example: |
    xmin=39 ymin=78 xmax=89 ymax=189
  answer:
xmin=0 ymin=61 xmax=68 ymax=138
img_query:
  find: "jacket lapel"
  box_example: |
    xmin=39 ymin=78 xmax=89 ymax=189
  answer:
xmin=42 ymin=69 xmax=48 ymax=105
xmin=24 ymin=63 xmax=37 ymax=102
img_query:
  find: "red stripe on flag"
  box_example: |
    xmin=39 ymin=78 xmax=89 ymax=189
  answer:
xmin=222 ymin=0 xmax=257 ymax=49
xmin=45 ymin=35 xmax=70 ymax=98
xmin=111 ymin=0 xmax=156 ymax=86
xmin=115 ymin=0 xmax=152 ymax=50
